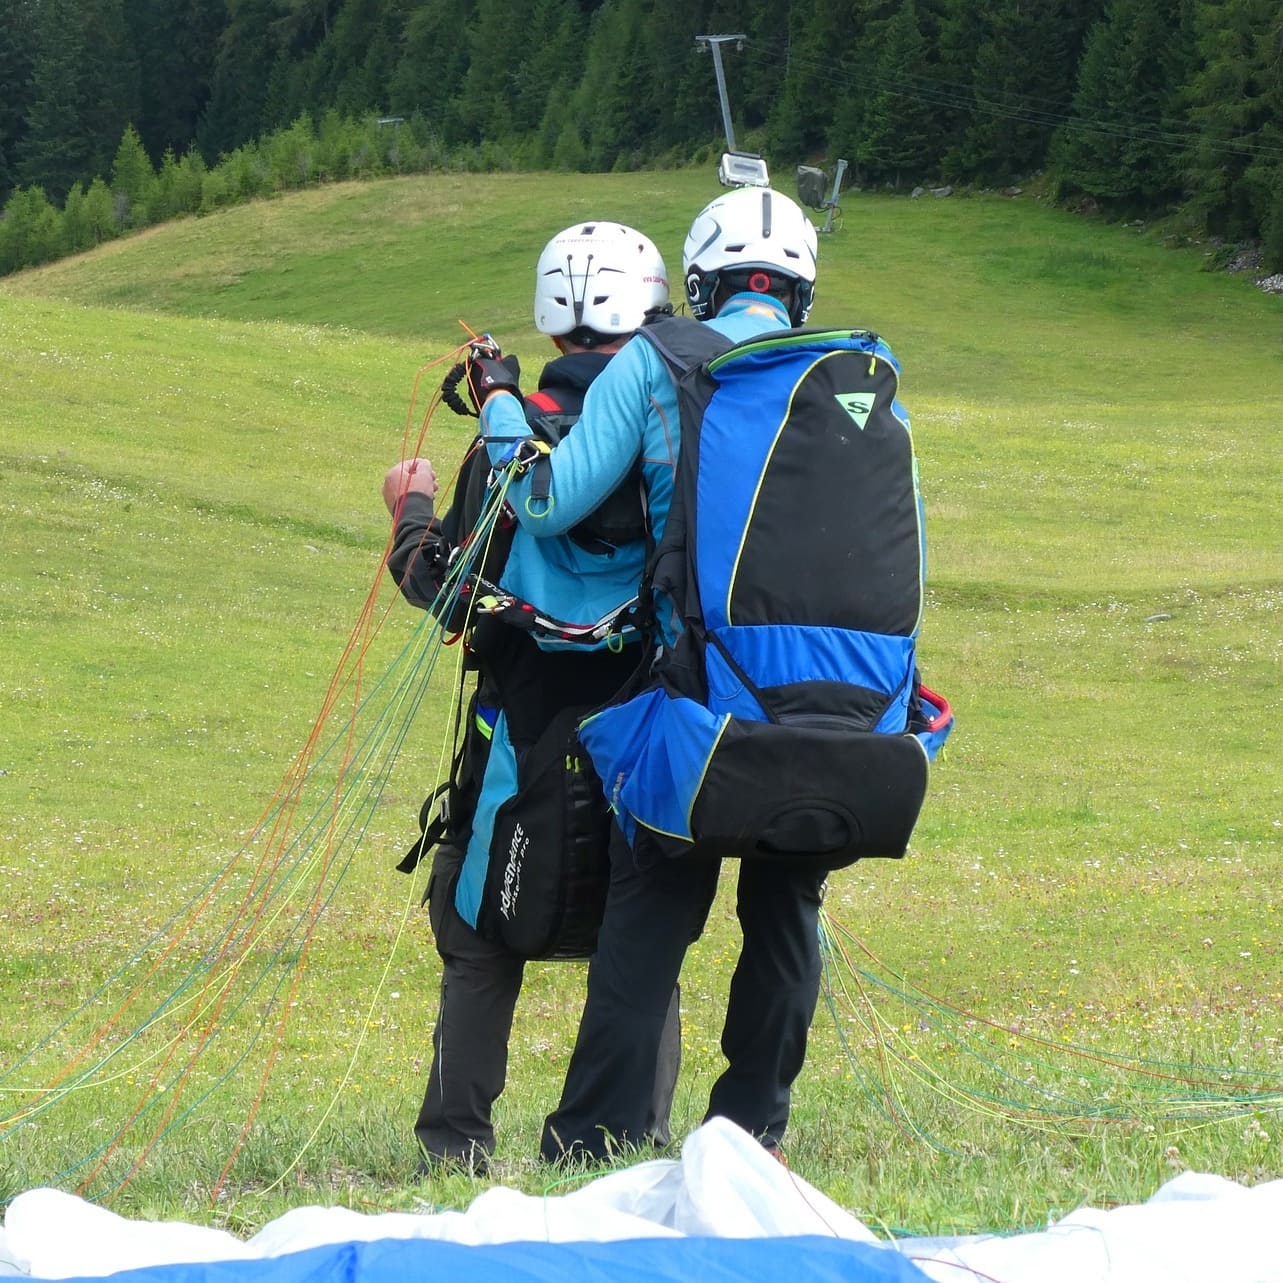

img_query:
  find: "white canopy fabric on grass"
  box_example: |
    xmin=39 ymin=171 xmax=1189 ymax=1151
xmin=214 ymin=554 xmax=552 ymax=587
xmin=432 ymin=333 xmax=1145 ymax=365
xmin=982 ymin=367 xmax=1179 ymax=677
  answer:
xmin=2 ymin=1118 xmax=1281 ymax=1283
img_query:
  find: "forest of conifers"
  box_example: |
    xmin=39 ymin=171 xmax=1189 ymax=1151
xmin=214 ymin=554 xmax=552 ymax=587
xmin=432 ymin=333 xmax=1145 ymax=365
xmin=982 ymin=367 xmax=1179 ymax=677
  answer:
xmin=2 ymin=0 xmax=1281 ymax=274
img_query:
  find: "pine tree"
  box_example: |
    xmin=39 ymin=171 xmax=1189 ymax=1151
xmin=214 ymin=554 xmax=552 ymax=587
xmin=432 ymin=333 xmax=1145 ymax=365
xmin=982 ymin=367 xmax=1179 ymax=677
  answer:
xmin=0 ymin=184 xmax=62 ymax=272
xmin=1185 ymin=0 xmax=1283 ymax=246
xmin=61 ymin=181 xmax=92 ymax=253
xmin=3 ymin=0 xmax=1277 ymax=260
xmin=768 ymin=1 xmax=864 ymax=161
xmin=148 ymin=147 xmax=183 ymax=221
xmin=949 ymin=0 xmax=1080 ymax=183
xmin=640 ymin=1 xmax=723 ymax=157
xmin=15 ymin=0 xmax=94 ymax=201
xmin=111 ymin=124 xmax=156 ymax=226
xmin=265 ymin=114 xmax=318 ymax=189
xmin=387 ymin=0 xmax=478 ymax=139
xmin=546 ymin=100 xmax=589 ymax=171
xmin=82 ymin=176 xmax=117 ymax=240
xmin=1261 ymin=168 xmax=1283 ymax=270
xmin=174 ymin=148 xmax=208 ymax=212
xmin=732 ymin=1 xmax=793 ymax=140
xmin=274 ymin=0 xmax=341 ymax=48
xmin=61 ymin=176 xmax=118 ymax=251
xmin=569 ymin=0 xmax=654 ymax=169
xmin=931 ymin=0 xmax=988 ymax=172
xmin=830 ymin=0 xmax=936 ymax=188
xmin=450 ymin=0 xmax=533 ymax=146
xmin=298 ymin=0 xmax=400 ymax=120
xmin=124 ymin=0 xmax=227 ymax=162
xmin=198 ymin=0 xmax=286 ymax=158
xmin=0 ymin=0 xmax=38 ymax=202
xmin=512 ymin=0 xmax=588 ymax=141
xmin=1050 ymin=0 xmax=1198 ymax=212
xmin=80 ymin=0 xmax=142 ymax=178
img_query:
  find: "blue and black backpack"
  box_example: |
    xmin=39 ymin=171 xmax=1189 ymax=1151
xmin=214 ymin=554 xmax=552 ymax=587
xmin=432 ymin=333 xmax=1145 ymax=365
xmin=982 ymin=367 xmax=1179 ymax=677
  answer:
xmin=578 ymin=316 xmax=953 ymax=872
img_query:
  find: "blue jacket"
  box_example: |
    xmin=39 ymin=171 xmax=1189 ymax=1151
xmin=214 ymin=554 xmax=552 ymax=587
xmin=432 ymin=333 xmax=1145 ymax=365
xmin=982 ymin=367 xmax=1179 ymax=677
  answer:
xmin=489 ymin=353 xmax=647 ymax=652
xmin=482 ymin=294 xmax=794 ymax=643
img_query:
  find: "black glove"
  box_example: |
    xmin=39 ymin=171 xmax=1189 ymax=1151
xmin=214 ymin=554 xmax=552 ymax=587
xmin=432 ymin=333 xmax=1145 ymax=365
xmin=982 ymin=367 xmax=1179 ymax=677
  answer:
xmin=465 ymin=353 xmax=521 ymax=413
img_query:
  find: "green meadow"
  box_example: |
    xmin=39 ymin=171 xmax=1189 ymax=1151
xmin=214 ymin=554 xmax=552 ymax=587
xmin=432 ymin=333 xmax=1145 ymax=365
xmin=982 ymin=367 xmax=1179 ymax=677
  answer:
xmin=2 ymin=169 xmax=1281 ymax=1235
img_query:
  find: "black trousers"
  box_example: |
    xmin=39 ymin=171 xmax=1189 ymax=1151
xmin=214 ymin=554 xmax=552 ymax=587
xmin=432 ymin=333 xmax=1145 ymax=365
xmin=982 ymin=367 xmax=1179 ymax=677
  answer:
xmin=541 ymin=827 xmax=826 ymax=1162
xmin=414 ymin=844 xmax=681 ymax=1166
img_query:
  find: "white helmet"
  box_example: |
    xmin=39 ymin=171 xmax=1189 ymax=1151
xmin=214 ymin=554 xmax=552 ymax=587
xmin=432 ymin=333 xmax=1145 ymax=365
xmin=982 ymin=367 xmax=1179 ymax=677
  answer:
xmin=682 ymin=187 xmax=818 ymax=324
xmin=533 ymin=222 xmax=669 ymax=344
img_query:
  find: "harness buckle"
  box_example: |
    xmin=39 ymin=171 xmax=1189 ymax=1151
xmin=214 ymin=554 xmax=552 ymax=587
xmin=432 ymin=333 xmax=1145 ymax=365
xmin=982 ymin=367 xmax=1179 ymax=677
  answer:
xmin=507 ymin=437 xmax=552 ymax=476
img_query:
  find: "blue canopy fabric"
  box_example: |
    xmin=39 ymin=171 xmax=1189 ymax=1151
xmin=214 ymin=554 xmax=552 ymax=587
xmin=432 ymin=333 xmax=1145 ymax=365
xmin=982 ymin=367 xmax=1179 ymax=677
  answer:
xmin=36 ymin=1235 xmax=933 ymax=1283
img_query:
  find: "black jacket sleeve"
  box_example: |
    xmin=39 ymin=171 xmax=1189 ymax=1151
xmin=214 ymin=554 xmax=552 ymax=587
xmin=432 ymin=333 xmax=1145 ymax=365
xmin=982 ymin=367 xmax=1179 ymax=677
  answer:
xmin=387 ymin=492 xmax=451 ymax=613
xmin=387 ymin=439 xmax=498 ymax=626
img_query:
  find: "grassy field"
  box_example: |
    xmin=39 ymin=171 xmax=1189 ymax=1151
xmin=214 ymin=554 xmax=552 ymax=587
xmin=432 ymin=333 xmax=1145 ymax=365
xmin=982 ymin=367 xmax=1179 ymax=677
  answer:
xmin=2 ymin=168 xmax=1281 ymax=1236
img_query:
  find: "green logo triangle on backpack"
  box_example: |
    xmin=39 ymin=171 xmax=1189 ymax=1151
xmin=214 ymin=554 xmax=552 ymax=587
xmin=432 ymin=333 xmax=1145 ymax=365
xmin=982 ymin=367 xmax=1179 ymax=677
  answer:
xmin=835 ymin=393 xmax=875 ymax=430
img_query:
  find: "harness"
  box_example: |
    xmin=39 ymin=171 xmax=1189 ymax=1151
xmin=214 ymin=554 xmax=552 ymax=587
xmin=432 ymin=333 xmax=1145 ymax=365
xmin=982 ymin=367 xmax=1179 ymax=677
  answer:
xmin=522 ymin=388 xmax=647 ymax=558
xmin=455 ymin=374 xmax=648 ymax=647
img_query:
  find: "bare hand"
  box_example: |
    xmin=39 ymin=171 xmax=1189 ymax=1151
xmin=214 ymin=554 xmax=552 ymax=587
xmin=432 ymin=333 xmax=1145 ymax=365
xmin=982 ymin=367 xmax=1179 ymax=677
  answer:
xmin=383 ymin=458 xmax=438 ymax=515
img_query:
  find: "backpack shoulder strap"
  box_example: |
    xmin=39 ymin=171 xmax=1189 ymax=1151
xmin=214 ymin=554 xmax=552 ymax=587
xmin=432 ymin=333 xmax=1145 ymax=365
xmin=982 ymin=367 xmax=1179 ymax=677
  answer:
xmin=520 ymin=387 xmax=580 ymax=505
xmin=528 ymin=370 xmax=650 ymax=557
xmin=524 ymin=389 xmax=562 ymax=416
xmin=636 ymin=315 xmax=734 ymax=378
xmin=523 ymin=388 xmax=578 ymax=446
